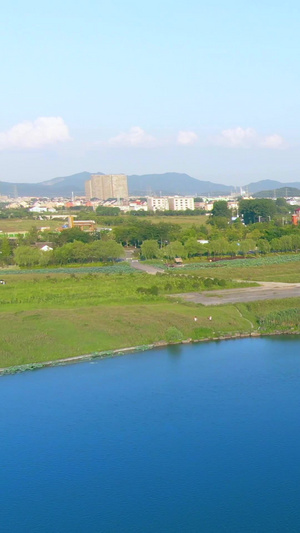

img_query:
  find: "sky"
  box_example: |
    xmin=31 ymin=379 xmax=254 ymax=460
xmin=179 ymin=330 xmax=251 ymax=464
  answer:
xmin=1 ymin=0 xmax=300 ymax=185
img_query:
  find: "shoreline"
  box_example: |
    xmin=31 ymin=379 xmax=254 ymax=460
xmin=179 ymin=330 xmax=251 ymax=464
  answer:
xmin=1 ymin=330 xmax=299 ymax=377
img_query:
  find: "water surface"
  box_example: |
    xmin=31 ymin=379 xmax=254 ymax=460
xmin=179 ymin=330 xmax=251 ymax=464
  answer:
xmin=1 ymin=337 xmax=300 ymax=532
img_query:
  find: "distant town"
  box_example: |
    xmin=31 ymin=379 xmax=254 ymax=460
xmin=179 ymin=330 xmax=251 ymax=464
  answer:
xmin=1 ymin=174 xmax=299 ymax=232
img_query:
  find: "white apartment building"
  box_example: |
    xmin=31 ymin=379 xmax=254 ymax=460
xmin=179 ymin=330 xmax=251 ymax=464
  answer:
xmin=147 ymin=196 xmax=196 ymax=212
xmin=168 ymin=197 xmax=195 ymax=211
xmin=147 ymin=197 xmax=170 ymax=211
xmin=85 ymin=174 xmax=128 ymax=200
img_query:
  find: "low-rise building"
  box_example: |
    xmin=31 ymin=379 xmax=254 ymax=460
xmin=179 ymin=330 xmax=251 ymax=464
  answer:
xmin=168 ymin=197 xmax=195 ymax=211
xmin=128 ymin=201 xmax=148 ymax=211
xmin=147 ymin=197 xmax=170 ymax=211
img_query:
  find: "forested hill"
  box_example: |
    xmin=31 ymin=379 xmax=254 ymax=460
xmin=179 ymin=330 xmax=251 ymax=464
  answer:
xmin=254 ymin=187 xmax=300 ymax=198
xmin=128 ymin=173 xmax=231 ymax=196
xmin=1 ymin=171 xmax=300 ymax=197
xmin=247 ymin=179 xmax=300 ymax=193
xmin=0 ymin=172 xmax=92 ymax=197
xmin=0 ymin=172 xmax=232 ymax=197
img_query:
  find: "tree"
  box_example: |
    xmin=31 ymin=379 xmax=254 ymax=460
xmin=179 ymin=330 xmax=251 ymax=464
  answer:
xmin=270 ymin=238 xmax=281 ymax=252
xmin=238 ymin=239 xmax=256 ymax=255
xmin=56 ymin=228 xmax=91 ymax=245
xmin=208 ymin=238 xmax=230 ymax=256
xmin=184 ymin=238 xmax=204 ymax=257
xmin=24 ymin=225 xmax=39 ymax=245
xmin=69 ymin=241 xmax=89 ymax=262
xmin=113 ymin=226 xmax=135 ymax=246
xmin=208 ymin=216 xmax=229 ymax=229
xmin=96 ymin=206 xmax=121 ymax=216
xmin=291 ymin=235 xmax=300 ymax=251
xmin=14 ymin=246 xmax=41 ymax=267
xmin=278 ymin=235 xmax=292 ymax=252
xmin=179 ymin=227 xmax=197 ymax=243
xmin=141 ymin=240 xmax=160 ymax=259
xmin=226 ymin=226 xmax=245 ymax=242
xmin=39 ymin=250 xmax=53 ymax=266
xmin=239 ymin=199 xmax=276 ymax=224
xmin=0 ymin=237 xmax=12 ymax=264
xmin=246 ymin=229 xmax=262 ymax=241
xmin=227 ymin=241 xmax=238 ymax=256
xmin=52 ymin=243 xmax=75 ymax=264
xmin=212 ymin=200 xmax=231 ymax=219
xmin=153 ymin=222 xmax=180 ymax=246
xmin=275 ymin=198 xmax=290 ymax=214
xmin=163 ymin=241 xmax=186 ymax=259
xmin=87 ymin=240 xmax=124 ymax=262
xmin=257 ymin=239 xmax=270 ymax=254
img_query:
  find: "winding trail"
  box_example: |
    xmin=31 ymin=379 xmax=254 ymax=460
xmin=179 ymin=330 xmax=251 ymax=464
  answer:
xmin=234 ymin=305 xmax=254 ymax=329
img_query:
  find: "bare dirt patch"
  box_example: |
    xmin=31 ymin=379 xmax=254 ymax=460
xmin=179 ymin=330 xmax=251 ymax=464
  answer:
xmin=170 ymin=282 xmax=300 ymax=306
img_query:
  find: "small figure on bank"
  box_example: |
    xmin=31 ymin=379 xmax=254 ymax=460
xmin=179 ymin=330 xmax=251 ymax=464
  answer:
xmin=208 ymin=316 xmax=212 ymax=321
xmin=194 ymin=316 xmax=198 ymax=322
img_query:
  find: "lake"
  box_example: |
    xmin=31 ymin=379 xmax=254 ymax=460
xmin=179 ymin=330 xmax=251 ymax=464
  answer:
xmin=1 ymin=336 xmax=300 ymax=532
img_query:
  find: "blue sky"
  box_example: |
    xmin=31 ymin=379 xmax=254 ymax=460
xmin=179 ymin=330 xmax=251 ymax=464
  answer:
xmin=1 ymin=0 xmax=300 ymax=184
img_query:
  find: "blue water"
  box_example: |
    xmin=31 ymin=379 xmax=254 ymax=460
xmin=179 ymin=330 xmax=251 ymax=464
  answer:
xmin=1 ymin=337 xmax=300 ymax=532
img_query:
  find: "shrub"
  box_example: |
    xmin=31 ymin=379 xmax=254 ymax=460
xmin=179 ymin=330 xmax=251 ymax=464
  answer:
xmin=165 ymin=326 xmax=184 ymax=342
xmin=136 ymin=285 xmax=159 ymax=295
xmin=149 ymin=285 xmax=159 ymax=295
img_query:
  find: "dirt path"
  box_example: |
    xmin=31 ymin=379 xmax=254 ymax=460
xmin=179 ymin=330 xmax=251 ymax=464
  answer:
xmin=170 ymin=282 xmax=300 ymax=306
xmin=234 ymin=305 xmax=254 ymax=328
xmin=130 ymin=260 xmax=164 ymax=275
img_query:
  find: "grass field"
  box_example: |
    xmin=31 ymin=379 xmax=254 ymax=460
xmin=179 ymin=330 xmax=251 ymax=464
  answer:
xmin=0 ymin=302 xmax=254 ymax=368
xmin=0 ymin=214 xmax=208 ymax=234
xmin=150 ymin=214 xmax=208 ymax=226
xmin=0 ymin=218 xmax=62 ymax=232
xmin=0 ymin=271 xmax=252 ymax=311
xmin=180 ymin=254 xmax=300 ymax=283
xmin=182 ymin=262 xmax=300 ymax=283
xmin=0 ymin=266 xmax=299 ymax=370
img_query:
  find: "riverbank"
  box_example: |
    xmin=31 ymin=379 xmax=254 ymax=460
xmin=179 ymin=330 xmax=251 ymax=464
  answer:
xmin=0 ymin=270 xmax=299 ymax=371
xmin=1 ymin=330 xmax=299 ymax=376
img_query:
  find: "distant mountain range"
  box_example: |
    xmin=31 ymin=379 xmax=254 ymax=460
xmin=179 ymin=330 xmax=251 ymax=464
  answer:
xmin=128 ymin=173 xmax=232 ymax=196
xmin=253 ymin=187 xmax=300 ymax=198
xmin=1 ymin=172 xmax=300 ymax=198
xmin=245 ymin=179 xmax=300 ymax=194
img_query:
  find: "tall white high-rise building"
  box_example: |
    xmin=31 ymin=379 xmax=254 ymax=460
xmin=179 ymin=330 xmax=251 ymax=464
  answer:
xmin=85 ymin=174 xmax=128 ymax=200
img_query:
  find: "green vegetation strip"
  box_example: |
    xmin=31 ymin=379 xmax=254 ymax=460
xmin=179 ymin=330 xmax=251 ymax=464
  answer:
xmin=0 ymin=267 xmax=299 ymax=373
xmin=0 ymin=262 xmax=137 ymax=275
xmin=179 ymin=253 xmax=300 ymax=271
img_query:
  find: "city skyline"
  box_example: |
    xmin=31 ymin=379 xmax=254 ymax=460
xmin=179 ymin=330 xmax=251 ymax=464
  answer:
xmin=1 ymin=1 xmax=300 ymax=184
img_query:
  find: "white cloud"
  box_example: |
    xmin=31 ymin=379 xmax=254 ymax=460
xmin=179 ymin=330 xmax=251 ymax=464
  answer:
xmin=177 ymin=131 xmax=198 ymax=145
xmin=214 ymin=127 xmax=257 ymax=148
xmin=107 ymin=126 xmax=157 ymax=147
xmin=0 ymin=117 xmax=71 ymax=150
xmin=212 ymin=127 xmax=286 ymax=149
xmin=261 ymin=134 xmax=285 ymax=149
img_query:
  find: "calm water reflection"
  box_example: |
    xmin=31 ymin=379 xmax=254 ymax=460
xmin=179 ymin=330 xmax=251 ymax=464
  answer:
xmin=1 ymin=336 xmax=300 ymax=532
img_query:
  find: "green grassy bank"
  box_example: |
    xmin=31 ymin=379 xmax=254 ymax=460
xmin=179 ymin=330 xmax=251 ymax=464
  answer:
xmin=0 ymin=266 xmax=299 ymax=370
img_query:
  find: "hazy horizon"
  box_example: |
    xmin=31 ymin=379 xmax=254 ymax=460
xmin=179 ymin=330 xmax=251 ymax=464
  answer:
xmin=2 ymin=168 xmax=300 ymax=188
xmin=1 ymin=1 xmax=300 ymax=184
